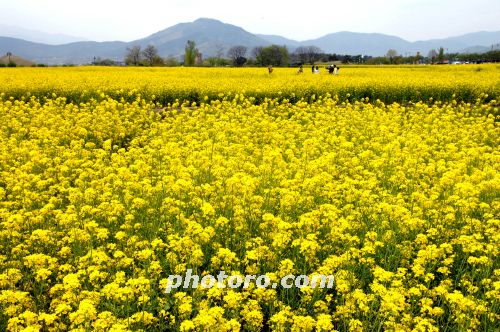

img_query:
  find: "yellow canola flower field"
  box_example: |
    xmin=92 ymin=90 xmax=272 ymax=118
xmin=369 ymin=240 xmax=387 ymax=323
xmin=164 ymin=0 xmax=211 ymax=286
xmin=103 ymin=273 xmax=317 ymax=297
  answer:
xmin=0 ymin=65 xmax=499 ymax=104
xmin=0 ymin=66 xmax=499 ymax=331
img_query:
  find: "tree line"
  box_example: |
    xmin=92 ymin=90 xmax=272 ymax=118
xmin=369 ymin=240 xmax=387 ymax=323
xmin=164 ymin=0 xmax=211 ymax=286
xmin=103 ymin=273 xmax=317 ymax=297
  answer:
xmin=123 ymin=41 xmax=294 ymax=67
xmin=122 ymin=41 xmax=355 ymax=67
xmin=373 ymin=47 xmax=500 ymax=64
xmin=116 ymin=42 xmax=500 ymax=67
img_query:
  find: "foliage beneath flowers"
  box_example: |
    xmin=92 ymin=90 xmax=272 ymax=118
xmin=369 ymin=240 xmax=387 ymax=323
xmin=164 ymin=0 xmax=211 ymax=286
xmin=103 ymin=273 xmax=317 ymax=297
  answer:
xmin=0 ymin=67 xmax=499 ymax=331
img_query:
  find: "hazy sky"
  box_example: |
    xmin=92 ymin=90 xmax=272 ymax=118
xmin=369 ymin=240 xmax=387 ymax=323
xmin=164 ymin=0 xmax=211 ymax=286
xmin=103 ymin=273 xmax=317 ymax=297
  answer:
xmin=1 ymin=0 xmax=499 ymax=42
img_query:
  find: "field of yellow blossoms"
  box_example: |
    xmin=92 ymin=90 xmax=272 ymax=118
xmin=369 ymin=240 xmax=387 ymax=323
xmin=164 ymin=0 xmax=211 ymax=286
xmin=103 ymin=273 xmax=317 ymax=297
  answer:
xmin=1 ymin=65 xmax=500 ymax=104
xmin=0 ymin=65 xmax=499 ymax=331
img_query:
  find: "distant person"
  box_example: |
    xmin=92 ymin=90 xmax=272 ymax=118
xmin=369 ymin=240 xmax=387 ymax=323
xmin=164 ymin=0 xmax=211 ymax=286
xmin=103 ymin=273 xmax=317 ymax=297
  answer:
xmin=314 ymin=65 xmax=320 ymax=74
xmin=334 ymin=64 xmax=339 ymax=75
xmin=328 ymin=65 xmax=334 ymax=74
xmin=268 ymin=65 xmax=273 ymax=74
xmin=298 ymin=65 xmax=303 ymax=73
xmin=311 ymin=65 xmax=315 ymax=73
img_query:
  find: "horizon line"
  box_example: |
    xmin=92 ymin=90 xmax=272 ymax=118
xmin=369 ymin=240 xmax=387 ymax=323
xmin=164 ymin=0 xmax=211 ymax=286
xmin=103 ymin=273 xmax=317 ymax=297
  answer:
xmin=1 ymin=18 xmax=499 ymax=46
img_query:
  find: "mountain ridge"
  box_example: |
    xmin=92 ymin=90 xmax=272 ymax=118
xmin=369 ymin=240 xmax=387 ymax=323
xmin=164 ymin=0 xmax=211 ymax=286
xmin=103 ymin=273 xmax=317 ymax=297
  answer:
xmin=135 ymin=18 xmax=270 ymax=57
xmin=1 ymin=18 xmax=499 ymax=64
xmin=0 ymin=24 xmax=88 ymax=45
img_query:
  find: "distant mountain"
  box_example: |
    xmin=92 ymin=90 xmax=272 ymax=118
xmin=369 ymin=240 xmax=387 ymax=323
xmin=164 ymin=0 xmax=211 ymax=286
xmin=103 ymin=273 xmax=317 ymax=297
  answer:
xmin=256 ymin=34 xmax=301 ymax=49
xmin=441 ymin=31 xmax=500 ymax=48
xmin=411 ymin=31 xmax=500 ymax=55
xmin=0 ymin=18 xmax=270 ymax=64
xmin=135 ymin=18 xmax=270 ymax=58
xmin=303 ymin=32 xmax=411 ymax=56
xmin=304 ymin=31 xmax=500 ymax=56
xmin=0 ymin=24 xmax=88 ymax=45
xmin=461 ymin=46 xmax=490 ymax=54
xmin=461 ymin=42 xmax=500 ymax=54
xmin=0 ymin=18 xmax=498 ymax=64
xmin=0 ymin=37 xmax=126 ymax=64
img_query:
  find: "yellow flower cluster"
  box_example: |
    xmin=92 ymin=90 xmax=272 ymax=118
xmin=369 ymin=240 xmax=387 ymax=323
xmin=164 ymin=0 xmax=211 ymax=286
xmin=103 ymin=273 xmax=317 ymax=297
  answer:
xmin=0 ymin=67 xmax=499 ymax=331
xmin=0 ymin=65 xmax=499 ymax=105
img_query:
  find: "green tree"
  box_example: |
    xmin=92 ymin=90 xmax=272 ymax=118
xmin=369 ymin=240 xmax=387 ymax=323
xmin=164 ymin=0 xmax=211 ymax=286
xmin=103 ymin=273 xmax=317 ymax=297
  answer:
xmin=342 ymin=55 xmax=353 ymax=64
xmin=164 ymin=56 xmax=180 ymax=67
xmin=252 ymin=47 xmax=264 ymax=66
xmin=414 ymin=51 xmax=423 ymax=64
xmin=485 ymin=50 xmax=500 ymax=62
xmin=93 ymin=57 xmax=117 ymax=66
xmin=204 ymin=57 xmax=229 ymax=67
xmin=253 ymin=45 xmax=289 ymax=66
xmin=184 ymin=40 xmax=199 ymax=66
xmin=437 ymin=47 xmax=445 ymax=63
